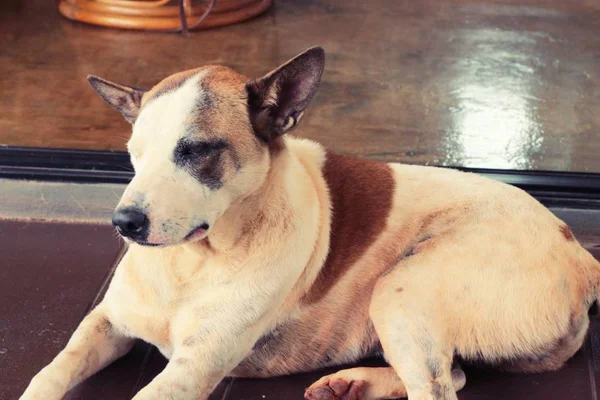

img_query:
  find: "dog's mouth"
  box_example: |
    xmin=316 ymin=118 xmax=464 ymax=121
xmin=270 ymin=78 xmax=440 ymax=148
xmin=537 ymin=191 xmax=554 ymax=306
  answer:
xmin=183 ymin=223 xmax=210 ymax=241
xmin=129 ymin=223 xmax=210 ymax=247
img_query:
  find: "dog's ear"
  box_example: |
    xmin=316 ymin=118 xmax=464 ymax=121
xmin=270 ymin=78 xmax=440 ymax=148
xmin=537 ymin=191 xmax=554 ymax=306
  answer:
xmin=87 ymin=75 xmax=147 ymax=124
xmin=246 ymin=46 xmax=325 ymax=142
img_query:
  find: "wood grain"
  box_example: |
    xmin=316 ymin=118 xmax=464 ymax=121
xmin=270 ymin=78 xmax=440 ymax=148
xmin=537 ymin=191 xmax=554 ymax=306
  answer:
xmin=1 ymin=0 xmax=600 ymax=172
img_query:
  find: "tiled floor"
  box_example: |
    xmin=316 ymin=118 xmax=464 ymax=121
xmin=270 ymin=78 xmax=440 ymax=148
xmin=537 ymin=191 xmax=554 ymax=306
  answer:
xmin=2 ymin=0 xmax=600 ymax=172
xmin=2 ymin=217 xmax=600 ymax=400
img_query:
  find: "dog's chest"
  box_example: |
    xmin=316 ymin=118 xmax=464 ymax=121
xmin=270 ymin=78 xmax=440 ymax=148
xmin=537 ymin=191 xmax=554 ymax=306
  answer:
xmin=108 ymin=284 xmax=180 ymax=357
xmin=121 ymin=302 xmax=175 ymax=355
xmin=106 ymin=248 xmax=214 ymax=358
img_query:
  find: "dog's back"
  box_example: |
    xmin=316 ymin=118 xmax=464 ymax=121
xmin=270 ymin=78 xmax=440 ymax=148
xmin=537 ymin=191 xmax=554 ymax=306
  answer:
xmin=237 ymin=137 xmax=600 ymax=389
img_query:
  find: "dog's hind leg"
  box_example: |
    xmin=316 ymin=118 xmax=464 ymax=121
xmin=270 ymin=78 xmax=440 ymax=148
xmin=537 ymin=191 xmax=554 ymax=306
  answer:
xmin=305 ymin=365 xmax=465 ymax=400
xmin=368 ymin=265 xmax=461 ymax=400
xmin=499 ymin=312 xmax=589 ymax=374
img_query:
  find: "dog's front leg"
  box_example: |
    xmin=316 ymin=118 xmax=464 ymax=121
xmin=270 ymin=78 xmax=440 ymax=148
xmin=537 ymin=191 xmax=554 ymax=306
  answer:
xmin=133 ymin=253 xmax=309 ymax=400
xmin=132 ymin=289 xmax=275 ymax=400
xmin=20 ymin=304 xmax=134 ymax=400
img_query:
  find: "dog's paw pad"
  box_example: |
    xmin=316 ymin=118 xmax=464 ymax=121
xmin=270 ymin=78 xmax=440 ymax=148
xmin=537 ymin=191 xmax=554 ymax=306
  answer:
xmin=305 ymin=386 xmax=335 ymax=400
xmin=305 ymin=378 xmax=366 ymax=400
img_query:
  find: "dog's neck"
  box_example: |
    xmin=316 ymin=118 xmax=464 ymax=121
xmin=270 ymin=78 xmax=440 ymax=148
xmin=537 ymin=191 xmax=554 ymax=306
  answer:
xmin=185 ymin=142 xmax=320 ymax=260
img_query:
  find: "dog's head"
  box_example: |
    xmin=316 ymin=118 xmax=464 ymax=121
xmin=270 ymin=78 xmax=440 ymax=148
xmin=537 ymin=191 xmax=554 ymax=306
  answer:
xmin=88 ymin=47 xmax=324 ymax=247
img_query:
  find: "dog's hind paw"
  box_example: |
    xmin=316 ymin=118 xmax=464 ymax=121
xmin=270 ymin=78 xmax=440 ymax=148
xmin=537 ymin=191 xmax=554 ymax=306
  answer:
xmin=304 ymin=378 xmax=366 ymax=400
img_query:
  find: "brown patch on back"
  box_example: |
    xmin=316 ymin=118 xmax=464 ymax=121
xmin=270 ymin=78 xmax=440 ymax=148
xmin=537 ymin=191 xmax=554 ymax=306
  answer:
xmin=302 ymin=153 xmax=395 ymax=304
xmin=560 ymin=224 xmax=575 ymax=241
xmin=395 ymin=287 xmax=404 ymax=293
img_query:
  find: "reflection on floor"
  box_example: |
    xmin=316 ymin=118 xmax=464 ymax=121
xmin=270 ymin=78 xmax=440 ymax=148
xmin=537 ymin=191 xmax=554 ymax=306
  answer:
xmin=0 ymin=0 xmax=600 ymax=172
xmin=1 ymin=0 xmax=600 ymax=172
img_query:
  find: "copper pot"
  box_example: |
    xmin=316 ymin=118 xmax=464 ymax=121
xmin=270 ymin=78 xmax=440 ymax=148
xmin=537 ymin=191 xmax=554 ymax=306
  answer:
xmin=57 ymin=0 xmax=273 ymax=33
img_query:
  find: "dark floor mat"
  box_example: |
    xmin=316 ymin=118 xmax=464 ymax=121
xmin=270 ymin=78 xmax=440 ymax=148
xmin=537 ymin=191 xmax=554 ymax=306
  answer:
xmin=3 ymin=219 xmax=600 ymax=399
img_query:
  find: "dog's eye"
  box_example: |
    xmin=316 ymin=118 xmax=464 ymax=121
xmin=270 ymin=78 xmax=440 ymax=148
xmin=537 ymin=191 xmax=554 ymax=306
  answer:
xmin=176 ymin=140 xmax=227 ymax=161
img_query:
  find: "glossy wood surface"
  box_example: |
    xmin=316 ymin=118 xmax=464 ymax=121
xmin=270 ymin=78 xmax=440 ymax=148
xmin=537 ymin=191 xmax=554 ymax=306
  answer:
xmin=1 ymin=0 xmax=600 ymax=171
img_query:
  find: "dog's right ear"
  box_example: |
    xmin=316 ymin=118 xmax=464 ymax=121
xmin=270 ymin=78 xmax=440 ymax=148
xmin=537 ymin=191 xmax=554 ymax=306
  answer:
xmin=246 ymin=47 xmax=325 ymax=143
xmin=87 ymin=76 xmax=147 ymax=124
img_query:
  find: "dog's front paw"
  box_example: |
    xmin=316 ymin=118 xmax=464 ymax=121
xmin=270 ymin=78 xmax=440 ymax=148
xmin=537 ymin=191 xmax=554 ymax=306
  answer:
xmin=305 ymin=377 xmax=366 ymax=400
xmin=133 ymin=380 xmax=208 ymax=400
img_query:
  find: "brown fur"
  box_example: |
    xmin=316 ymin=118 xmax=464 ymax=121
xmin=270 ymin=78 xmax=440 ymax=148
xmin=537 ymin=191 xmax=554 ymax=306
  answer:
xmin=141 ymin=68 xmax=204 ymax=107
xmin=560 ymin=224 xmax=575 ymax=241
xmin=95 ymin=317 xmax=112 ymax=334
xmin=302 ymin=153 xmax=395 ymax=305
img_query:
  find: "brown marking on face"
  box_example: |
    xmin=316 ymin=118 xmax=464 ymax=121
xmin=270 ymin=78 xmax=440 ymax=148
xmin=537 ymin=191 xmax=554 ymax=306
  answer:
xmin=174 ymin=139 xmax=230 ymax=190
xmin=141 ymin=68 xmax=204 ymax=107
xmin=560 ymin=224 xmax=575 ymax=241
xmin=199 ymin=66 xmax=264 ymax=161
xmin=395 ymin=287 xmax=404 ymax=293
xmin=144 ymin=65 xmax=267 ymax=193
xmin=302 ymin=153 xmax=395 ymax=304
xmin=176 ymin=66 xmax=265 ymax=189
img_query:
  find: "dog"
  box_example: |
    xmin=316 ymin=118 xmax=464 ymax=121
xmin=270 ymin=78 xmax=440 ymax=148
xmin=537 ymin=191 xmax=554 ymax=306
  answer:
xmin=20 ymin=47 xmax=600 ymax=400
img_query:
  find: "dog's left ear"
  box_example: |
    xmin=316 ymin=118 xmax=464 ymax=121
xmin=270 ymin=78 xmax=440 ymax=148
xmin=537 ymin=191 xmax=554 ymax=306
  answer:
xmin=246 ymin=46 xmax=325 ymax=142
xmin=87 ymin=75 xmax=147 ymax=124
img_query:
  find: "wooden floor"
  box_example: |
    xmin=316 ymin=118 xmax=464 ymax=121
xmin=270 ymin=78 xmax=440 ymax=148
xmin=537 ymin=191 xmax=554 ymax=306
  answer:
xmin=1 ymin=0 xmax=600 ymax=172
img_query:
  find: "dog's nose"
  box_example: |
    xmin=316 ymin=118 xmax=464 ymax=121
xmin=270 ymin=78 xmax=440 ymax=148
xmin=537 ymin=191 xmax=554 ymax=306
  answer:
xmin=112 ymin=207 xmax=148 ymax=239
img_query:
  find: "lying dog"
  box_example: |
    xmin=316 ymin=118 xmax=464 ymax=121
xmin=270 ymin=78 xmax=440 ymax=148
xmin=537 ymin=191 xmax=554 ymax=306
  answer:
xmin=20 ymin=47 xmax=600 ymax=400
